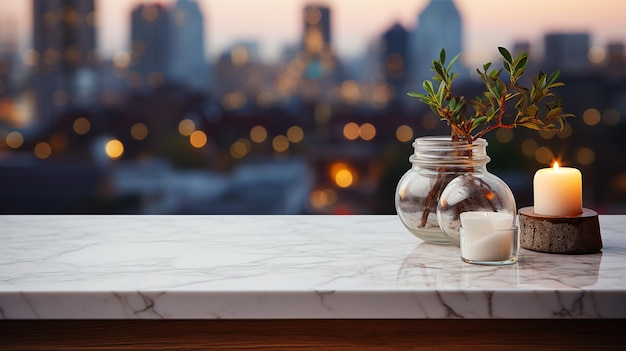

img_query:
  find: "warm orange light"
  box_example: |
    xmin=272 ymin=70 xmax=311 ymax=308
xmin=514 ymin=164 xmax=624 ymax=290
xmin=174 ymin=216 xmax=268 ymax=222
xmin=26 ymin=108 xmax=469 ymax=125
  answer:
xmin=395 ymin=125 xmax=413 ymax=143
xmin=359 ymin=123 xmax=376 ymax=141
xmin=6 ymin=131 xmax=24 ymax=149
xmin=309 ymin=188 xmax=338 ymax=209
xmin=330 ymin=162 xmax=355 ymax=188
xmin=553 ymin=161 xmax=560 ymax=170
xmin=34 ymin=142 xmax=52 ymax=159
xmin=189 ymin=130 xmax=207 ymax=148
xmin=287 ymin=126 xmax=304 ymax=143
xmin=272 ymin=135 xmax=289 ymax=152
xmin=130 ymin=123 xmax=148 ymax=140
xmin=73 ymin=117 xmax=90 ymax=135
xmin=335 ymin=169 xmax=353 ymax=188
xmin=230 ymin=139 xmax=250 ymax=159
xmin=250 ymin=125 xmax=267 ymax=143
xmin=178 ymin=119 xmax=195 ymax=136
xmin=343 ymin=122 xmax=359 ymax=140
xmin=105 ymin=139 xmax=124 ymax=159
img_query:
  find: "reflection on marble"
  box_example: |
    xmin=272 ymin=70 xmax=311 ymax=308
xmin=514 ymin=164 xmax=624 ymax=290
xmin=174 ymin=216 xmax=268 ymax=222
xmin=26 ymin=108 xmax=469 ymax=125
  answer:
xmin=1 ymin=215 xmax=625 ymax=319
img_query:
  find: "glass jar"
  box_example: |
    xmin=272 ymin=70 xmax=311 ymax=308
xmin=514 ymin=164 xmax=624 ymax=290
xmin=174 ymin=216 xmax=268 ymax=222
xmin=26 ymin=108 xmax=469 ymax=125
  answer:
xmin=395 ymin=136 xmax=516 ymax=246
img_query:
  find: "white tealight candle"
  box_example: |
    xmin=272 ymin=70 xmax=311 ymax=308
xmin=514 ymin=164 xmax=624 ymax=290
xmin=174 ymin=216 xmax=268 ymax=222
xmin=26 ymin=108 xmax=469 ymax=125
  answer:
xmin=533 ymin=162 xmax=582 ymax=216
xmin=460 ymin=211 xmax=516 ymax=263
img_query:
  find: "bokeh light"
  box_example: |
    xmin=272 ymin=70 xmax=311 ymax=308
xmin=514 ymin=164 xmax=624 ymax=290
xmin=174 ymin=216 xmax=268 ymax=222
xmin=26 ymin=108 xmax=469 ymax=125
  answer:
xmin=113 ymin=51 xmax=130 ymax=69
xmin=272 ymin=135 xmax=289 ymax=152
xmin=557 ymin=123 xmax=573 ymax=139
xmin=287 ymin=126 xmax=304 ymax=143
xmin=50 ymin=133 xmax=68 ymax=151
xmin=231 ymin=46 xmax=249 ymax=66
xmin=603 ymin=108 xmax=620 ymax=126
xmin=534 ymin=146 xmax=554 ymax=164
xmin=521 ymin=138 xmax=538 ymax=157
xmin=335 ymin=169 xmax=353 ymax=188
xmin=340 ymin=80 xmax=361 ymax=104
xmin=34 ymin=142 xmax=52 ymax=159
xmin=130 ymin=123 xmax=148 ymax=140
xmin=105 ymin=139 xmax=124 ymax=159
xmin=6 ymin=131 xmax=24 ymax=149
xmin=189 ymin=130 xmax=207 ymax=148
xmin=538 ymin=129 xmax=555 ymax=140
xmin=73 ymin=117 xmax=90 ymax=135
xmin=495 ymin=128 xmax=513 ymax=143
xmin=359 ymin=123 xmax=376 ymax=141
xmin=330 ymin=162 xmax=355 ymax=188
xmin=420 ymin=112 xmax=439 ymax=130
xmin=343 ymin=122 xmax=359 ymax=140
xmin=576 ymin=147 xmax=595 ymax=165
xmin=396 ymin=125 xmax=413 ymax=142
xmin=230 ymin=138 xmax=251 ymax=159
xmin=178 ymin=119 xmax=195 ymax=136
xmin=221 ymin=91 xmax=246 ymax=110
xmin=309 ymin=188 xmax=338 ymax=208
xmin=588 ymin=46 xmax=606 ymax=64
xmin=250 ymin=125 xmax=267 ymax=143
xmin=582 ymin=108 xmax=601 ymax=126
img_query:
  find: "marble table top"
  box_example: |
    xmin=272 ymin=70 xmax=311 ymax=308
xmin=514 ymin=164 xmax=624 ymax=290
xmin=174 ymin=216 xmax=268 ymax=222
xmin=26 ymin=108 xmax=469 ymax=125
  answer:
xmin=1 ymin=215 xmax=625 ymax=319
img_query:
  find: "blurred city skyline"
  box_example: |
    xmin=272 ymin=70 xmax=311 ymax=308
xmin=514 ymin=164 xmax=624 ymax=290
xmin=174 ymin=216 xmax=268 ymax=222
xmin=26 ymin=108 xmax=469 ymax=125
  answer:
xmin=1 ymin=0 xmax=625 ymax=216
xmin=1 ymin=0 xmax=625 ymax=65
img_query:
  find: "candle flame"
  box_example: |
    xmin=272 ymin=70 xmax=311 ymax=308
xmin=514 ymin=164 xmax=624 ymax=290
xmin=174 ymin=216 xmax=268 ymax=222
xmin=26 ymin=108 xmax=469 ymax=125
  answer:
xmin=553 ymin=161 xmax=559 ymax=170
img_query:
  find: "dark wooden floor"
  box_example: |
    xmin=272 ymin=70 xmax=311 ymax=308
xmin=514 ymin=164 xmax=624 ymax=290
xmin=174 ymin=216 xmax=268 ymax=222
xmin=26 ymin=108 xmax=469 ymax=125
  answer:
xmin=2 ymin=319 xmax=626 ymax=350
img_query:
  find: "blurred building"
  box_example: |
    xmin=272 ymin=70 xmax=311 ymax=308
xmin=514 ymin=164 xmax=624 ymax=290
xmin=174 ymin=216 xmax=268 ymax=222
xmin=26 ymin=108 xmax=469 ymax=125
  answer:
xmin=214 ymin=42 xmax=274 ymax=112
xmin=380 ymin=22 xmax=409 ymax=102
xmin=32 ymin=0 xmax=99 ymax=127
xmin=303 ymin=4 xmax=331 ymax=53
xmin=544 ymin=32 xmax=591 ymax=73
xmin=407 ymin=0 xmax=464 ymax=98
xmin=297 ymin=4 xmax=337 ymax=101
xmin=129 ymin=1 xmax=208 ymax=92
xmin=167 ymin=0 xmax=208 ymax=91
xmin=129 ymin=3 xmax=170 ymax=90
xmin=0 ymin=33 xmax=21 ymax=99
xmin=606 ymin=42 xmax=626 ymax=74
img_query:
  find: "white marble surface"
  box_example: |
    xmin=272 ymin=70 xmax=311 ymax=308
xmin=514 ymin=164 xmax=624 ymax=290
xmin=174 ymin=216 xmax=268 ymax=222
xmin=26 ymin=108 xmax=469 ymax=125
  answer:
xmin=0 ymin=215 xmax=625 ymax=319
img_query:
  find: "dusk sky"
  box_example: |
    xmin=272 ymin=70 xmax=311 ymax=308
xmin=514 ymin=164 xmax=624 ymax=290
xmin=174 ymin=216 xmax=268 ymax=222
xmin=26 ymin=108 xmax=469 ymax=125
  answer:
xmin=1 ymin=0 xmax=625 ymax=65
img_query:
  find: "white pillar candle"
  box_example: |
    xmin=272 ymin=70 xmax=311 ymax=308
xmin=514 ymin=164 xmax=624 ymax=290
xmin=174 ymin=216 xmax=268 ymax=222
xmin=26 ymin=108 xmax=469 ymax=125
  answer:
xmin=533 ymin=162 xmax=582 ymax=216
xmin=460 ymin=211 xmax=516 ymax=262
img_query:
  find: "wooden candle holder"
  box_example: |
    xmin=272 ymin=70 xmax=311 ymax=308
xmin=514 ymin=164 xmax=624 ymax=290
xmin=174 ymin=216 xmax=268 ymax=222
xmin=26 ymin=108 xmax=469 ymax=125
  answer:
xmin=518 ymin=207 xmax=602 ymax=254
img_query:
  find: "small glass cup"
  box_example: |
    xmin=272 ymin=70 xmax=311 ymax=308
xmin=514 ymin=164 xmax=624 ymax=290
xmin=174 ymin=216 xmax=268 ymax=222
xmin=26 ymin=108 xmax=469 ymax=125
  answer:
xmin=460 ymin=226 xmax=519 ymax=265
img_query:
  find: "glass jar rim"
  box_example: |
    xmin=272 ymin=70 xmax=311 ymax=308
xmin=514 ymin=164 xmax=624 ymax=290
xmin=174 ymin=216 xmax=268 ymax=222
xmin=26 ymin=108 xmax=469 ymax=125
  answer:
xmin=411 ymin=136 xmax=490 ymax=166
xmin=412 ymin=136 xmax=488 ymax=148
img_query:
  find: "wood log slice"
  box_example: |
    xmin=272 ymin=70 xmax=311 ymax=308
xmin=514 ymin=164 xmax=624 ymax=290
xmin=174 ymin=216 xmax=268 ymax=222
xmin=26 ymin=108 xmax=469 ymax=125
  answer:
xmin=518 ymin=207 xmax=602 ymax=254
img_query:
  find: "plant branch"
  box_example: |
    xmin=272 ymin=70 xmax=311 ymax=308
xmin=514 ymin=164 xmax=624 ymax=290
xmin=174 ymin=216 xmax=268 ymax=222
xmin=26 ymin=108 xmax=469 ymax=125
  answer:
xmin=407 ymin=47 xmax=574 ymax=143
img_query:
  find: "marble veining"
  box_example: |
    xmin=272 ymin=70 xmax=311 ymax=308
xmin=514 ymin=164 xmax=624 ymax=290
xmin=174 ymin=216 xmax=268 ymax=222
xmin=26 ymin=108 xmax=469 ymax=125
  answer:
xmin=1 ymin=215 xmax=625 ymax=319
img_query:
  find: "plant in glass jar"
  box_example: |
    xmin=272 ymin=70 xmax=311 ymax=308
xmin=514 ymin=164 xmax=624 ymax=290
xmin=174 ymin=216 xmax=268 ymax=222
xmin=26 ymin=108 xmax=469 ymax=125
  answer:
xmin=396 ymin=47 xmax=573 ymax=245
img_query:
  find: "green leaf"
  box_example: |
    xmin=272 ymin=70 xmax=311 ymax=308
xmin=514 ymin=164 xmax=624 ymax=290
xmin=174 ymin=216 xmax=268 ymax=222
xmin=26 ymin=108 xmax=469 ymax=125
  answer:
xmin=436 ymin=81 xmax=446 ymax=102
xmin=423 ymin=80 xmax=435 ymax=96
xmin=433 ymin=61 xmax=446 ymax=82
xmin=519 ymin=121 xmax=542 ymax=130
xmin=407 ymin=92 xmax=421 ymax=97
xmin=498 ymin=47 xmax=513 ymax=64
xmin=503 ymin=61 xmax=511 ymax=73
xmin=546 ymin=82 xmax=565 ymax=89
xmin=440 ymin=49 xmax=446 ymax=65
xmin=447 ymin=53 xmax=461 ymax=71
xmin=513 ymin=55 xmax=528 ymax=78
xmin=548 ymin=70 xmax=560 ymax=85
xmin=471 ymin=116 xmax=487 ymax=128
xmin=525 ymin=104 xmax=539 ymax=117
